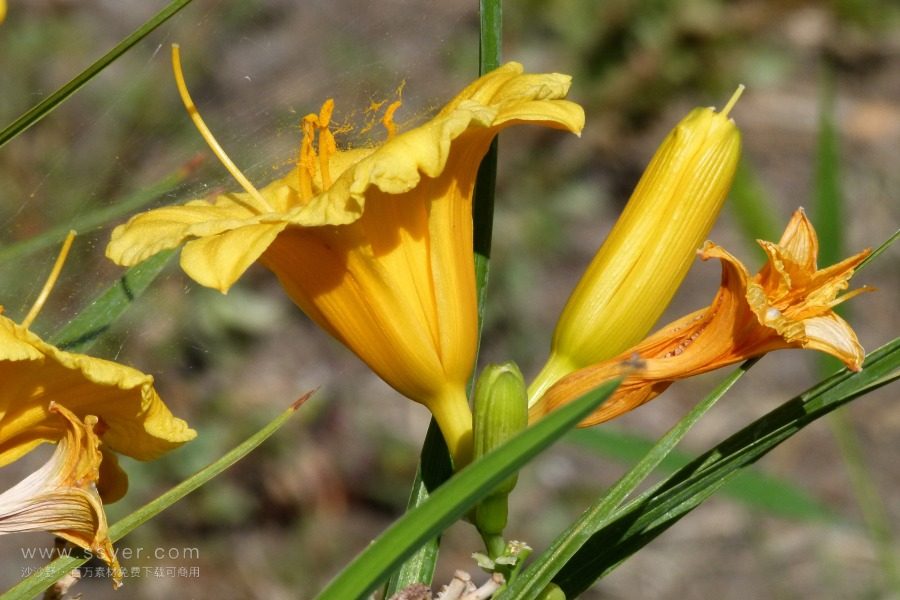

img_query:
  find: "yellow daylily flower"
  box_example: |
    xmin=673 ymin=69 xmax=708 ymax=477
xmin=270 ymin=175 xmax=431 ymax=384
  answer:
xmin=528 ymin=89 xmax=743 ymax=405
xmin=530 ymin=209 xmax=872 ymax=426
xmin=0 ymin=0 xmax=6 ymax=24
xmin=0 ymin=403 xmax=122 ymax=587
xmin=0 ymin=313 xmax=197 ymax=490
xmin=106 ymin=47 xmax=584 ymax=464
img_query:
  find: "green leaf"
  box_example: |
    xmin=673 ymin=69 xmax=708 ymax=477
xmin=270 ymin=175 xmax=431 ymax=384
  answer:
xmin=500 ymin=359 xmax=755 ymax=600
xmin=550 ymin=337 xmax=900 ymax=598
xmin=49 ymin=250 xmax=175 ymax=352
xmin=315 ymin=378 xmax=621 ymax=600
xmin=564 ymin=428 xmax=836 ymax=522
xmin=0 ymin=0 xmax=195 ymax=149
xmin=382 ymin=421 xmax=451 ymax=598
xmin=2 ymin=394 xmax=309 ymax=600
xmin=814 ymin=68 xmax=842 ymax=267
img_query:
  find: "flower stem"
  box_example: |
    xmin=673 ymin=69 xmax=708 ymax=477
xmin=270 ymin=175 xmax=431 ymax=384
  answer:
xmin=430 ymin=387 xmax=474 ymax=470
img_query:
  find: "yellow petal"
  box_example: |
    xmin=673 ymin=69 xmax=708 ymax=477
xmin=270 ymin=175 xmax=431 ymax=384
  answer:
xmin=0 ymin=404 xmax=121 ymax=587
xmin=106 ymin=194 xmax=261 ymax=267
xmin=181 ymin=222 xmax=287 ymax=292
xmin=0 ymin=315 xmax=196 ymax=467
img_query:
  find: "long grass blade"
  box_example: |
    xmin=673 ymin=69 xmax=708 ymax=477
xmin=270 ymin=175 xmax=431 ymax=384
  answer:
xmin=550 ymin=338 xmax=900 ymax=598
xmin=315 ymin=378 xmax=620 ymax=600
xmin=500 ymin=359 xmax=756 ymax=600
xmin=565 ymin=428 xmax=836 ymax=522
xmin=49 ymin=250 xmax=175 ymax=352
xmin=0 ymin=0 xmax=195 ymax=148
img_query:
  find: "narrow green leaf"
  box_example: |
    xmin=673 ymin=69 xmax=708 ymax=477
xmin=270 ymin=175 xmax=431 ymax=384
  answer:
xmin=0 ymin=0 xmax=195 ymax=148
xmin=814 ymin=70 xmax=900 ymax=592
xmin=814 ymin=68 xmax=842 ymax=267
xmin=500 ymin=360 xmax=755 ymax=600
xmin=382 ymin=469 xmax=441 ymax=599
xmin=382 ymin=421 xmax=451 ymax=597
xmin=2 ymin=394 xmax=309 ymax=600
xmin=564 ymin=428 xmax=836 ymax=522
xmin=315 ymin=379 xmax=621 ymax=600
xmin=49 ymin=250 xmax=175 ymax=352
xmin=472 ymin=0 xmax=502 ymax=344
xmin=858 ymin=229 xmax=899 ymax=272
xmin=0 ymin=165 xmax=193 ymax=263
xmin=551 ymin=338 xmax=900 ymax=598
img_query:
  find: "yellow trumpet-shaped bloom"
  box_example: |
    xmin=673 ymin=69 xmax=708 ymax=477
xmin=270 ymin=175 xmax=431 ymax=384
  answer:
xmin=529 ymin=90 xmax=743 ymax=405
xmin=530 ymin=209 xmax=872 ymax=426
xmin=0 ymin=313 xmax=196 ymax=492
xmin=106 ymin=50 xmax=584 ymax=464
xmin=0 ymin=403 xmax=122 ymax=587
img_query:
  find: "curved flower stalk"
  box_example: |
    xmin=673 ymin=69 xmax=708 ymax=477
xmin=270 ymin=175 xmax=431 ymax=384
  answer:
xmin=529 ymin=89 xmax=743 ymax=405
xmin=106 ymin=46 xmax=584 ymax=464
xmin=0 ymin=403 xmax=122 ymax=587
xmin=530 ymin=209 xmax=872 ymax=426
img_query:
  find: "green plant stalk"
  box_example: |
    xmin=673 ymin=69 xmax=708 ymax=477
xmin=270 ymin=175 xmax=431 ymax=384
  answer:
xmin=499 ymin=358 xmax=757 ymax=600
xmin=314 ymin=379 xmax=621 ymax=600
xmin=814 ymin=68 xmax=900 ymax=594
xmin=2 ymin=395 xmax=308 ymax=600
xmin=386 ymin=0 xmax=503 ymax=593
xmin=0 ymin=0 xmax=196 ymax=148
xmin=47 ymin=250 xmax=175 ymax=351
xmin=550 ymin=338 xmax=900 ymax=597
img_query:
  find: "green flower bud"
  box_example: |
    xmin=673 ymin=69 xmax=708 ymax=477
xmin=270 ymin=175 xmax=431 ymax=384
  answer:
xmin=472 ymin=362 xmax=528 ymax=537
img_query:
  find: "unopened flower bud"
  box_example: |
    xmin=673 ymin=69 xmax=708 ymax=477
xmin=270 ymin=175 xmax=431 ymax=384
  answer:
xmin=472 ymin=362 xmax=528 ymax=536
xmin=529 ymin=88 xmax=744 ymax=405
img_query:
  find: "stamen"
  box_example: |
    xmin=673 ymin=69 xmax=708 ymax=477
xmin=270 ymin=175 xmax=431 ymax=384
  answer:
xmin=22 ymin=230 xmax=75 ymax=329
xmin=317 ymin=100 xmax=336 ymax=190
xmin=382 ymin=100 xmax=402 ymax=140
xmin=829 ymin=285 xmax=875 ymax=308
xmin=170 ymin=44 xmax=274 ymax=213
xmin=297 ymin=114 xmax=318 ymax=201
xmin=721 ymin=84 xmax=745 ymax=119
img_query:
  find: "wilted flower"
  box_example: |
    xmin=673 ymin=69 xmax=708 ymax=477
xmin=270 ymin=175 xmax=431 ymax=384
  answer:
xmin=529 ymin=89 xmax=743 ymax=405
xmin=106 ymin=47 xmax=584 ymax=464
xmin=0 ymin=403 xmax=122 ymax=587
xmin=530 ymin=209 xmax=872 ymax=426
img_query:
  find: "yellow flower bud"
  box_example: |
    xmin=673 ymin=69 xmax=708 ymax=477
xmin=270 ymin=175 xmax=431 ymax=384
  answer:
xmin=529 ymin=89 xmax=743 ymax=405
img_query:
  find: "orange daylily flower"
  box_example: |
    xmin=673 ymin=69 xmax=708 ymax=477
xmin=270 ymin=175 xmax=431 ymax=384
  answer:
xmin=0 ymin=403 xmax=122 ymax=587
xmin=530 ymin=209 xmax=872 ymax=426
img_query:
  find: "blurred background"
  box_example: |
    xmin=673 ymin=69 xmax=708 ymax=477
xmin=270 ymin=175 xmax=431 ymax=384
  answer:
xmin=0 ymin=0 xmax=898 ymax=598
